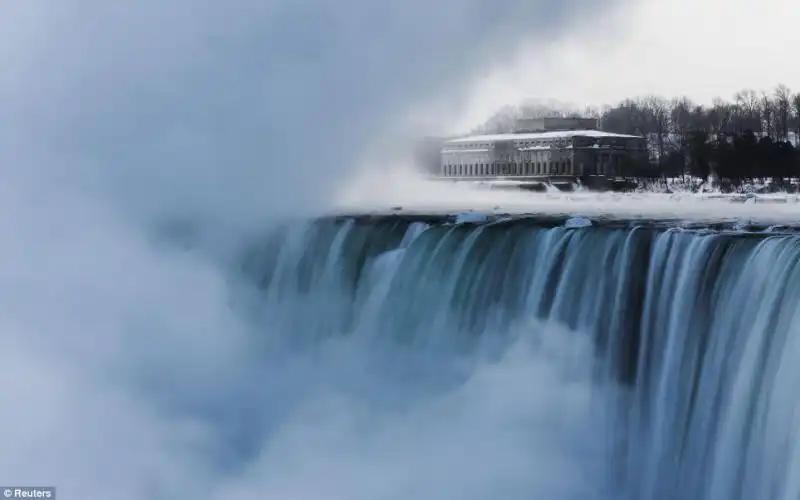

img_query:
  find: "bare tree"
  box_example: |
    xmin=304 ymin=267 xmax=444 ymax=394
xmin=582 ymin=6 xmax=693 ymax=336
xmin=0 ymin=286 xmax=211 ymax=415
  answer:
xmin=761 ymin=91 xmax=775 ymax=138
xmin=690 ymin=104 xmax=711 ymax=131
xmin=669 ymin=97 xmax=694 ymax=150
xmin=642 ymin=95 xmax=670 ymax=160
xmin=773 ymin=84 xmax=792 ymax=140
xmin=582 ymin=106 xmax=602 ymax=118
xmin=734 ymin=89 xmax=762 ymax=134
xmin=792 ymin=93 xmax=800 ymax=145
xmin=708 ymin=97 xmax=734 ymax=136
xmin=600 ymin=99 xmax=647 ymax=135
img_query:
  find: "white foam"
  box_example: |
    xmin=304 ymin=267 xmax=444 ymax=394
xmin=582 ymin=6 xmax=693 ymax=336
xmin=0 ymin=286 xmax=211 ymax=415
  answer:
xmin=455 ymin=211 xmax=491 ymax=224
xmin=564 ymin=216 xmax=592 ymax=228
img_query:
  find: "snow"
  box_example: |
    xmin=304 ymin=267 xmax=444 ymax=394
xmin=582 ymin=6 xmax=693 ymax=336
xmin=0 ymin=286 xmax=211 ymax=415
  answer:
xmin=441 ymin=148 xmax=491 ymax=153
xmin=445 ymin=129 xmax=642 ymax=144
xmin=518 ymin=145 xmax=561 ymax=151
xmin=336 ymin=170 xmax=800 ymax=232
xmin=454 ymin=211 xmax=491 ymax=224
xmin=564 ymin=216 xmax=592 ymax=228
xmin=337 ymin=173 xmax=800 ymax=228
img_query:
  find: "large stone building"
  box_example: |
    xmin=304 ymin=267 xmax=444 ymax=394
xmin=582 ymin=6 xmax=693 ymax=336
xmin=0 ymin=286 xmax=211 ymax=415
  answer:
xmin=439 ymin=118 xmax=648 ymax=182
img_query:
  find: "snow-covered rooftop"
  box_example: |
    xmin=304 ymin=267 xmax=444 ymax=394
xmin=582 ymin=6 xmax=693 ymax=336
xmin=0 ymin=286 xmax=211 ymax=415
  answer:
xmin=445 ymin=130 xmax=643 ymax=144
xmin=441 ymin=148 xmax=491 ymax=153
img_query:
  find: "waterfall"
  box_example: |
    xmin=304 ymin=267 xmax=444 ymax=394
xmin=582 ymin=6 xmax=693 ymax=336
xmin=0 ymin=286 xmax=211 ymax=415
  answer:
xmin=240 ymin=216 xmax=800 ymax=500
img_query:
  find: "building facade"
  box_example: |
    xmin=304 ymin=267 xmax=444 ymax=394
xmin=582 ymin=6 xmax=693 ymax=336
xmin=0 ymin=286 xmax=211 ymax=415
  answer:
xmin=439 ymin=118 xmax=648 ymax=181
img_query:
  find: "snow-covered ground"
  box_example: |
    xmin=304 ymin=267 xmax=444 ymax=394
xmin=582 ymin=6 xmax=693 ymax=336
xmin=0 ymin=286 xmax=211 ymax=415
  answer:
xmin=336 ymin=171 xmax=800 ymax=227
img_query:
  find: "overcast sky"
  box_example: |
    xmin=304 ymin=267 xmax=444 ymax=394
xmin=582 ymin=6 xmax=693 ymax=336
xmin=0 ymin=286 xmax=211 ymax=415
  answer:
xmin=451 ymin=0 xmax=800 ymax=132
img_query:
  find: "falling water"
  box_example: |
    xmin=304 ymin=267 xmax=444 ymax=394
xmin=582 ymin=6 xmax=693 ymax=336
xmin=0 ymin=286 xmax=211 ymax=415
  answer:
xmin=238 ymin=216 xmax=800 ymax=500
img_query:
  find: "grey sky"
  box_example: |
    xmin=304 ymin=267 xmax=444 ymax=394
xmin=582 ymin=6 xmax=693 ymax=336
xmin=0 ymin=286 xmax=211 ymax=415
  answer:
xmin=453 ymin=0 xmax=800 ymax=131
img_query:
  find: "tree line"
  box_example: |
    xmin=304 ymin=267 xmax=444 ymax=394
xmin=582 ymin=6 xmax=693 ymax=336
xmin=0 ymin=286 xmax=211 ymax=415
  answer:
xmin=476 ymin=86 xmax=800 ymax=184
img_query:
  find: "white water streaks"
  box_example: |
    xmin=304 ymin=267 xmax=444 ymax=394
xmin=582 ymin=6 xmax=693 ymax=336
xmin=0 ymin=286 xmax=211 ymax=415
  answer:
xmin=245 ymin=218 xmax=800 ymax=500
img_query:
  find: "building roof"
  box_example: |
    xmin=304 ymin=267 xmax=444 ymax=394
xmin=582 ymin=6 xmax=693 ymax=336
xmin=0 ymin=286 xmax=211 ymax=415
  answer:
xmin=444 ymin=129 xmax=643 ymax=144
xmin=441 ymin=148 xmax=491 ymax=153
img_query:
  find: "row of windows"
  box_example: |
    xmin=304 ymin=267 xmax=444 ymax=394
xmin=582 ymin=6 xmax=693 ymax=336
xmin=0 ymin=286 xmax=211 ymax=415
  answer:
xmin=448 ymin=142 xmax=492 ymax=149
xmin=443 ymin=160 xmax=574 ymax=177
xmin=442 ymin=155 xmax=492 ymax=163
xmin=444 ymin=150 xmax=552 ymax=163
xmin=453 ymin=138 xmax=567 ymax=150
xmin=445 ymin=145 xmax=642 ymax=165
xmin=451 ymin=137 xmax=647 ymax=152
xmin=514 ymin=139 xmax=567 ymax=148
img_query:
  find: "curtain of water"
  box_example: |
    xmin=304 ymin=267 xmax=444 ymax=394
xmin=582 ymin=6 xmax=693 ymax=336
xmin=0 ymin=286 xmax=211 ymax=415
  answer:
xmin=242 ymin=218 xmax=800 ymax=500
